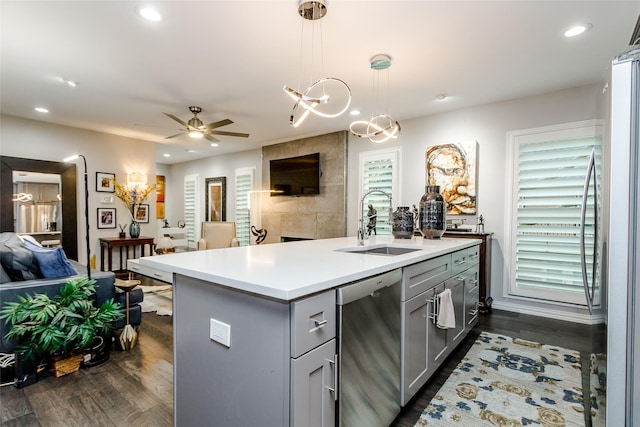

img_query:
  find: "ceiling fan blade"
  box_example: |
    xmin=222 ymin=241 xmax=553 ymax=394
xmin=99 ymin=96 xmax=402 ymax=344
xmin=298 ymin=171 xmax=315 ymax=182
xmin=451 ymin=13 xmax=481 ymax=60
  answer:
xmin=204 ymin=134 xmax=220 ymax=143
xmin=165 ymin=132 xmax=186 ymax=139
xmin=209 ymin=130 xmax=250 ymax=138
xmin=163 ymin=112 xmax=189 ymax=128
xmin=204 ymin=119 xmax=234 ymax=130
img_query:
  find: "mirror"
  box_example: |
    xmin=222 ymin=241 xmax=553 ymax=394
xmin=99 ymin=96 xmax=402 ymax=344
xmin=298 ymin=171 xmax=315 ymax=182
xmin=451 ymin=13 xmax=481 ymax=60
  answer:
xmin=13 ymin=171 xmax=62 ymax=242
xmin=1 ymin=156 xmax=78 ymax=260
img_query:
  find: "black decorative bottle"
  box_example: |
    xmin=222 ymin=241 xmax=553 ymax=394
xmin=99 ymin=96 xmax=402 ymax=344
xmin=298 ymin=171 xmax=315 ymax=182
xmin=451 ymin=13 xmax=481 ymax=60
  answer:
xmin=419 ymin=185 xmax=446 ymax=239
xmin=392 ymin=206 xmax=414 ymax=239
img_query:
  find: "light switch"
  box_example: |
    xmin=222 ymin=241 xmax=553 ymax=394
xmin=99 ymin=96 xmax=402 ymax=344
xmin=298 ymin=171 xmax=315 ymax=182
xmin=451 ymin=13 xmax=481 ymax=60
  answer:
xmin=210 ymin=318 xmax=231 ymax=347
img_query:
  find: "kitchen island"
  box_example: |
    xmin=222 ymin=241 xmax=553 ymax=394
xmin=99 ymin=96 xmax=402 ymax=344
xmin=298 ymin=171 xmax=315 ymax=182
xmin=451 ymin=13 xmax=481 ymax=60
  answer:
xmin=139 ymin=235 xmax=479 ymax=427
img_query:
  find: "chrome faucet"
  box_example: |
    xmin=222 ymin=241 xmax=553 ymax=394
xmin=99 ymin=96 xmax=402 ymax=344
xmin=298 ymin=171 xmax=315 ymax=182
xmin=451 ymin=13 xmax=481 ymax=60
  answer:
xmin=358 ymin=189 xmax=392 ymax=245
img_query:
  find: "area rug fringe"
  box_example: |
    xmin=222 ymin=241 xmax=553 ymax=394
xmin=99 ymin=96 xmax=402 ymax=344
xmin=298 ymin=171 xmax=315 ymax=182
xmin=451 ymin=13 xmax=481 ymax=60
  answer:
xmin=415 ymin=331 xmax=584 ymax=426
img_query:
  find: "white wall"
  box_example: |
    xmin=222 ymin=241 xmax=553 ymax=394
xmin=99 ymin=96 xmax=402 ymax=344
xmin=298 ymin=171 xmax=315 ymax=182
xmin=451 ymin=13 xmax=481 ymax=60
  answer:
xmin=1 ymin=114 xmax=157 ymax=267
xmin=163 ymin=149 xmax=262 ymax=238
xmin=347 ymin=83 xmax=602 ymax=320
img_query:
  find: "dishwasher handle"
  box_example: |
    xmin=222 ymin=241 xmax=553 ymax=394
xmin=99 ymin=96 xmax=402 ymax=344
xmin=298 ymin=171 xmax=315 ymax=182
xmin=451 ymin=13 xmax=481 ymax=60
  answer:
xmin=336 ymin=269 xmax=402 ymax=305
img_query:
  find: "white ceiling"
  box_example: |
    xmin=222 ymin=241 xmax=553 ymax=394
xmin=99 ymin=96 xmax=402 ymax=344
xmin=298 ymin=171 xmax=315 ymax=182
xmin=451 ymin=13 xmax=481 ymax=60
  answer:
xmin=2 ymin=1 xmax=638 ymax=165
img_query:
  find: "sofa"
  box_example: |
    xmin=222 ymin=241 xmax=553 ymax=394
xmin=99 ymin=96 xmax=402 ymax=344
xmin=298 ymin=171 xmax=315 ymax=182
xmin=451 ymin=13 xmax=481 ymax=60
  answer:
xmin=0 ymin=232 xmax=143 ymax=354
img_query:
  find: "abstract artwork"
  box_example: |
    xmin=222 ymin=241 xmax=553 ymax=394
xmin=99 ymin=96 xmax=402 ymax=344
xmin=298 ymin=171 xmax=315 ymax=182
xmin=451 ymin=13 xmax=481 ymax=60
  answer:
xmin=426 ymin=140 xmax=478 ymax=215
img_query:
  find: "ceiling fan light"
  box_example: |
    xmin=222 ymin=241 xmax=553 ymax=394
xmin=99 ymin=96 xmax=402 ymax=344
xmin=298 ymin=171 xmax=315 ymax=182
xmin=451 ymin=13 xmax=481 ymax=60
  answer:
xmin=188 ymin=130 xmax=204 ymax=138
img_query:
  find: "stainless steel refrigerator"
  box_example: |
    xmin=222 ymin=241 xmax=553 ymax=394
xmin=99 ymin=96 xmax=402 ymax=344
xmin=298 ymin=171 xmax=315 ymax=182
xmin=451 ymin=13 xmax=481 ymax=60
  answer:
xmin=603 ymin=46 xmax=640 ymax=427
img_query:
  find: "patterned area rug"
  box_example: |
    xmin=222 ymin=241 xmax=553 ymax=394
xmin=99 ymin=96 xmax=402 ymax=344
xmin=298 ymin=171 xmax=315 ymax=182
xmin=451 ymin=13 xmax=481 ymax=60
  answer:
xmin=139 ymin=284 xmax=173 ymax=316
xmin=415 ymin=331 xmax=584 ymax=426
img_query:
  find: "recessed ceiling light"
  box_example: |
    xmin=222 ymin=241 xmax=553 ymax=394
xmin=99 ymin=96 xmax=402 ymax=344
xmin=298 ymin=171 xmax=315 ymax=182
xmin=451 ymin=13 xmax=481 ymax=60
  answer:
xmin=210 ymin=143 xmax=219 ymax=147
xmin=138 ymin=6 xmax=162 ymax=22
xmin=63 ymin=79 xmax=79 ymax=87
xmin=163 ymin=153 xmax=171 ymax=158
xmin=350 ymin=109 xmax=361 ymax=116
xmin=435 ymin=94 xmax=447 ymax=101
xmin=34 ymin=107 xmax=49 ymax=113
xmin=564 ymin=23 xmax=592 ymax=38
xmin=185 ymin=149 xmax=197 ymax=153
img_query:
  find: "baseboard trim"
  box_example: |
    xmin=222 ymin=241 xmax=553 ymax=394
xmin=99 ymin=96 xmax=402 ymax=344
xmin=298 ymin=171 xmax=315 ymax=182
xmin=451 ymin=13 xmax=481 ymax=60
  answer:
xmin=492 ymin=301 xmax=605 ymax=325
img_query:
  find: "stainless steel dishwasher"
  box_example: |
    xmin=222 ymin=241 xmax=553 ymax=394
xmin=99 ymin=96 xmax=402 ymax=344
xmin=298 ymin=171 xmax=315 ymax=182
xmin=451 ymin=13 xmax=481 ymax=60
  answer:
xmin=337 ymin=268 xmax=402 ymax=427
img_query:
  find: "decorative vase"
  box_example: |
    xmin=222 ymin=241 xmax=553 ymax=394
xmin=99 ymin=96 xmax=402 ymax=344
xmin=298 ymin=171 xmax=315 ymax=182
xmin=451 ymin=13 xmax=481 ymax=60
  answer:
xmin=392 ymin=206 xmax=414 ymax=239
xmin=129 ymin=221 xmax=141 ymax=238
xmin=419 ymin=185 xmax=446 ymax=239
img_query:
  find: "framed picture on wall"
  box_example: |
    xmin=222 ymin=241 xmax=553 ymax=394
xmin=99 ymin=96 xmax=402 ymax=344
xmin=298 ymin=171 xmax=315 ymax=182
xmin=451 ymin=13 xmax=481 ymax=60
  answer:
xmin=97 ymin=208 xmax=116 ymax=229
xmin=96 ymin=172 xmax=115 ymax=193
xmin=135 ymin=204 xmax=149 ymax=223
xmin=425 ymin=140 xmax=478 ymax=215
xmin=205 ymin=177 xmax=226 ymax=221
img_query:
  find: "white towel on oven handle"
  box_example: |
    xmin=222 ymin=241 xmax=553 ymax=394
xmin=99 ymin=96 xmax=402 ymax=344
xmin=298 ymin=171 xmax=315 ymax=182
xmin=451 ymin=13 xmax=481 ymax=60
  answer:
xmin=436 ymin=288 xmax=456 ymax=329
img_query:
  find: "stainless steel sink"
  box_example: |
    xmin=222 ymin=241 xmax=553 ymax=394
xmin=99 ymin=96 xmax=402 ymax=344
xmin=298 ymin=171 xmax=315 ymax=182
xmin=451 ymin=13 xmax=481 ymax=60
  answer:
xmin=336 ymin=245 xmax=421 ymax=256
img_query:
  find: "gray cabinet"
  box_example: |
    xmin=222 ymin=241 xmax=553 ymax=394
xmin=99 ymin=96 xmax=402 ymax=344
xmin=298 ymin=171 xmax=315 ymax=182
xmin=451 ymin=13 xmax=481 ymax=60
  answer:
xmin=400 ymin=244 xmax=480 ymax=405
xmin=291 ymin=339 xmax=336 ymax=427
xmin=174 ymin=274 xmax=336 ymax=427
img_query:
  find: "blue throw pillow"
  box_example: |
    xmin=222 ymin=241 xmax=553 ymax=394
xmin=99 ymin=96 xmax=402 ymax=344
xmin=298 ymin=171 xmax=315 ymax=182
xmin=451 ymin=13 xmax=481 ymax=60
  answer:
xmin=22 ymin=240 xmax=78 ymax=279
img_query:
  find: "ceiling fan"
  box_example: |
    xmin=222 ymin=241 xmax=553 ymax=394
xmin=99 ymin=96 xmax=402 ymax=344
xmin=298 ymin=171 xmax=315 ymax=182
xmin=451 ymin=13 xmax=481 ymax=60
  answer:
xmin=163 ymin=106 xmax=250 ymax=143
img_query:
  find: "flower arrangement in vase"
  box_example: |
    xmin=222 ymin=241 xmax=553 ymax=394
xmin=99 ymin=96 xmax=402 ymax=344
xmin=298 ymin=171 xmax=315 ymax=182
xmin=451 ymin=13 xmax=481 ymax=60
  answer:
xmin=113 ymin=178 xmax=155 ymax=238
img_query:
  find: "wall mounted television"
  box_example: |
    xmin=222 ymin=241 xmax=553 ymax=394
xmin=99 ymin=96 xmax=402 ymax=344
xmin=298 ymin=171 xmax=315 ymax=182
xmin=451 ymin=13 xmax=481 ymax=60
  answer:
xmin=270 ymin=153 xmax=320 ymax=196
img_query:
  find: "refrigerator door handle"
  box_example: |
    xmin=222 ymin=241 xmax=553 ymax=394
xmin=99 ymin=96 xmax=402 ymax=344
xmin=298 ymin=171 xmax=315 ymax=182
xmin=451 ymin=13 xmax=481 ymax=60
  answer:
xmin=580 ymin=147 xmax=597 ymax=314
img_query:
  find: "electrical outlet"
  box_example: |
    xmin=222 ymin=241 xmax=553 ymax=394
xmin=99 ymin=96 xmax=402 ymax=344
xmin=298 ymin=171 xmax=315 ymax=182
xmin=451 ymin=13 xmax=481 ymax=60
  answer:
xmin=210 ymin=318 xmax=231 ymax=347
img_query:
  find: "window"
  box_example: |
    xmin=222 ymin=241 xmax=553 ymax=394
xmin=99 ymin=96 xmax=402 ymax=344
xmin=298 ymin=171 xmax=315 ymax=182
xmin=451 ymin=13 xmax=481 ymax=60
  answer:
xmin=235 ymin=167 xmax=255 ymax=246
xmin=505 ymin=120 xmax=603 ymax=305
xmin=183 ymin=174 xmax=200 ymax=249
xmin=359 ymin=148 xmax=401 ymax=235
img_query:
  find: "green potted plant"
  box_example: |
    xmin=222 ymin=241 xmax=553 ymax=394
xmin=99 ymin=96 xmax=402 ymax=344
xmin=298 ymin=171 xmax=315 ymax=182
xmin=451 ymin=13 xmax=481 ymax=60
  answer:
xmin=0 ymin=277 xmax=124 ymax=377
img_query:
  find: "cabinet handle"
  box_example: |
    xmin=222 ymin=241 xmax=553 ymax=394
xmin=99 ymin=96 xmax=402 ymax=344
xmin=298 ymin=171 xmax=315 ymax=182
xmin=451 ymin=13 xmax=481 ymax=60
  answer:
xmin=326 ymin=354 xmax=338 ymax=401
xmin=456 ymin=275 xmax=465 ymax=281
xmin=313 ymin=319 xmax=327 ymax=328
xmin=470 ymin=253 xmax=479 ymax=259
xmin=427 ymin=296 xmax=440 ymax=324
xmin=153 ymin=273 xmax=163 ymax=278
xmin=468 ymin=309 xmax=478 ymax=316
xmin=454 ymin=258 xmax=467 ymax=265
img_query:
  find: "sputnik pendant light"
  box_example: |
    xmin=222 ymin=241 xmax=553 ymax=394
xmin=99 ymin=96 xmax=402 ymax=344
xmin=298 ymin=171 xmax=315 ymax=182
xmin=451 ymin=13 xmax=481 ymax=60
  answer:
xmin=283 ymin=0 xmax=351 ymax=127
xmin=349 ymin=54 xmax=401 ymax=143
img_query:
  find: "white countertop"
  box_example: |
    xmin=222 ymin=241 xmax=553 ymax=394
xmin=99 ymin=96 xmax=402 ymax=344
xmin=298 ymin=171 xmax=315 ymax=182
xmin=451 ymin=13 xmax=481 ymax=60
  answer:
xmin=139 ymin=236 xmax=478 ymax=301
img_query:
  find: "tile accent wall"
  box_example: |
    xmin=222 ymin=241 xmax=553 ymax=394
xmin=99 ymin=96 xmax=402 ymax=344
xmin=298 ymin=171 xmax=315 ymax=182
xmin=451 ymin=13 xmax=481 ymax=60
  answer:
xmin=261 ymin=131 xmax=347 ymax=243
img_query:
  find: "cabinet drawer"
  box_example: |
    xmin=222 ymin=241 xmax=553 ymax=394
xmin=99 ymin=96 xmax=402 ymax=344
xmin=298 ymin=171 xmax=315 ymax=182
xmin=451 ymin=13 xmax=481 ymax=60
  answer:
xmin=465 ymin=265 xmax=480 ymax=295
xmin=467 ymin=245 xmax=480 ymax=267
xmin=465 ymin=291 xmax=479 ymax=327
xmin=127 ymin=259 xmax=173 ymax=283
xmin=402 ymin=254 xmax=452 ymax=301
xmin=451 ymin=250 xmax=470 ymax=276
xmin=291 ymin=290 xmax=336 ymax=358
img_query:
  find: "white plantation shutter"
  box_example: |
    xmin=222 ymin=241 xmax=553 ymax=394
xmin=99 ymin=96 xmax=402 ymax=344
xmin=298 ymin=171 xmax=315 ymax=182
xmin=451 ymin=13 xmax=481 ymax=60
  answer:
xmin=184 ymin=174 xmax=200 ymax=249
xmin=506 ymin=121 xmax=603 ymax=305
xmin=235 ymin=167 xmax=255 ymax=246
xmin=359 ymin=148 xmax=401 ymax=235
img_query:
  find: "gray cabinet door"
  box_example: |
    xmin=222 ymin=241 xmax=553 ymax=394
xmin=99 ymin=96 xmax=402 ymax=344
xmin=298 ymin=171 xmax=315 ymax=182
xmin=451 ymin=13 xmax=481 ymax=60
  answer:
xmin=428 ymin=283 xmax=448 ymax=366
xmin=464 ymin=264 xmax=480 ymax=332
xmin=447 ymin=275 xmax=466 ymax=347
xmin=401 ymin=288 xmax=432 ymax=405
xmin=291 ymin=339 xmax=336 ymax=427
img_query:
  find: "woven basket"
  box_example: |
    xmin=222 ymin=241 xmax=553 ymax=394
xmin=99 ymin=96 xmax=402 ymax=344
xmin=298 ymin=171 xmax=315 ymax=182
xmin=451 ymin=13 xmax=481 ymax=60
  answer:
xmin=49 ymin=353 xmax=83 ymax=378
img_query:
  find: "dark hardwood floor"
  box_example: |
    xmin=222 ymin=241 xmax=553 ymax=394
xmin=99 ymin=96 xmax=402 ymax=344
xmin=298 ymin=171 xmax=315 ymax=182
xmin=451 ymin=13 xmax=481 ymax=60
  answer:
xmin=1 ymin=307 xmax=592 ymax=427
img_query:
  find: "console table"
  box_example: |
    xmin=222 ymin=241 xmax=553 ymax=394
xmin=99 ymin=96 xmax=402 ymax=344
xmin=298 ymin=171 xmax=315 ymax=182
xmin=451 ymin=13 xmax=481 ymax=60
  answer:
xmin=100 ymin=236 xmax=154 ymax=277
xmin=443 ymin=231 xmax=493 ymax=314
